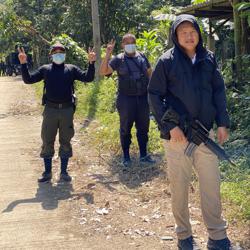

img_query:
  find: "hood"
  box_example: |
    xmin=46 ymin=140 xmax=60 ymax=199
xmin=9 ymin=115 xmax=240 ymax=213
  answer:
xmin=171 ymin=14 xmax=204 ymax=54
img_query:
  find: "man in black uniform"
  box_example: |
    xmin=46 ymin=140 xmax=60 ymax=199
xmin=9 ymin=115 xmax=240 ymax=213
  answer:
xmin=18 ymin=43 xmax=96 ymax=182
xmin=99 ymin=34 xmax=155 ymax=167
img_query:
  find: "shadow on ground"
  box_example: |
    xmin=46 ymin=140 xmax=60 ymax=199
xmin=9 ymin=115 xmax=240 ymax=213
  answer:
xmin=2 ymin=181 xmax=94 ymax=212
xmin=88 ymin=153 xmax=167 ymax=190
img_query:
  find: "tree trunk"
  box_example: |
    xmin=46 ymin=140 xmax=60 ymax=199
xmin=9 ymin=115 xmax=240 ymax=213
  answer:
xmin=241 ymin=17 xmax=250 ymax=54
xmin=233 ymin=0 xmax=242 ymax=85
xmin=91 ymin=0 xmax=101 ymax=81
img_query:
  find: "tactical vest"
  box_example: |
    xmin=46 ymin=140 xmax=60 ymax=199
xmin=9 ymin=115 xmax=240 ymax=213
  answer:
xmin=118 ymin=53 xmax=149 ymax=96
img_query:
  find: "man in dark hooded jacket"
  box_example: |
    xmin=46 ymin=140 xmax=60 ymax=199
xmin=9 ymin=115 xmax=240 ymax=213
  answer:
xmin=148 ymin=15 xmax=232 ymax=250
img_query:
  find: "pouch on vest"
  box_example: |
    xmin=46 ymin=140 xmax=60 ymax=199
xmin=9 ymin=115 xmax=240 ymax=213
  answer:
xmin=118 ymin=54 xmax=149 ymax=96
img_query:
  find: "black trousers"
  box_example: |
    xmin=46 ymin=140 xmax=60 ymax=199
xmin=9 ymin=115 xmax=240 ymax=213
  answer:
xmin=116 ymin=93 xmax=150 ymax=158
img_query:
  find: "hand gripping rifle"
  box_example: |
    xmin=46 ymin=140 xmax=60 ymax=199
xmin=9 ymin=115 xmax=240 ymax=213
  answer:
xmin=161 ymin=107 xmax=236 ymax=166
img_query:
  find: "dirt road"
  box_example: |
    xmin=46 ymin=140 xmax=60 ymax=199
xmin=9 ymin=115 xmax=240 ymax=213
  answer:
xmin=0 ymin=77 xmax=120 ymax=249
xmin=0 ymin=76 xmax=248 ymax=250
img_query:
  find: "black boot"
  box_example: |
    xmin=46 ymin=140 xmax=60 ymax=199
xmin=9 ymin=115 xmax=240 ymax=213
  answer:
xmin=60 ymin=157 xmax=72 ymax=182
xmin=122 ymin=149 xmax=132 ymax=167
xmin=38 ymin=158 xmax=52 ymax=183
xmin=207 ymin=237 xmax=232 ymax=250
xmin=139 ymin=142 xmax=155 ymax=164
xmin=139 ymin=155 xmax=156 ymax=164
xmin=178 ymin=236 xmax=200 ymax=250
xmin=139 ymin=143 xmax=147 ymax=160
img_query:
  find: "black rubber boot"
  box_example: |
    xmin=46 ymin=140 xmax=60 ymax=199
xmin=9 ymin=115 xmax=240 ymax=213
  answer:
xmin=38 ymin=158 xmax=52 ymax=183
xmin=60 ymin=157 xmax=72 ymax=182
xmin=38 ymin=172 xmax=52 ymax=183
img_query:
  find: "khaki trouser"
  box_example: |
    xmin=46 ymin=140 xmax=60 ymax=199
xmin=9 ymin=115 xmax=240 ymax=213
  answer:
xmin=40 ymin=106 xmax=75 ymax=158
xmin=164 ymin=133 xmax=227 ymax=240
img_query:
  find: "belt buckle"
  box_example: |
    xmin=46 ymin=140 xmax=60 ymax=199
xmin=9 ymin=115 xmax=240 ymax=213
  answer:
xmin=59 ymin=103 xmax=62 ymax=109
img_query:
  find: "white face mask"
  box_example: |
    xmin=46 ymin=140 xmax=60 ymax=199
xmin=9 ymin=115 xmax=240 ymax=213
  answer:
xmin=124 ymin=44 xmax=136 ymax=54
xmin=52 ymin=53 xmax=66 ymax=64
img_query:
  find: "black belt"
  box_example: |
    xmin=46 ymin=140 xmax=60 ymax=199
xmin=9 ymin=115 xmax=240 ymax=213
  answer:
xmin=45 ymin=101 xmax=73 ymax=109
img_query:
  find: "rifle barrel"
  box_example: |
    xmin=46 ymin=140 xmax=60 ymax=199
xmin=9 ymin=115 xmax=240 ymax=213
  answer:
xmin=205 ymin=138 xmax=236 ymax=167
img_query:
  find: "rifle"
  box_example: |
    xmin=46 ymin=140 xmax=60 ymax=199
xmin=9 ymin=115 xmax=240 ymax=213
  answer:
xmin=161 ymin=108 xmax=236 ymax=166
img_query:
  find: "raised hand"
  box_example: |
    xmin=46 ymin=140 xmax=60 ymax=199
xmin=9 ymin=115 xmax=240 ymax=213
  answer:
xmin=88 ymin=47 xmax=96 ymax=64
xmin=105 ymin=39 xmax=116 ymax=57
xmin=18 ymin=47 xmax=27 ymax=64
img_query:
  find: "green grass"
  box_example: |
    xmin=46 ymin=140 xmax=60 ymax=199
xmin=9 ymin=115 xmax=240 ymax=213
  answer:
xmin=220 ymin=144 xmax=250 ymax=221
xmin=221 ymin=178 xmax=250 ymax=221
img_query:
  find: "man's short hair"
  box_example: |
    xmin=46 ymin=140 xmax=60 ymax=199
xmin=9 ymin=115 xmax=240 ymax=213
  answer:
xmin=122 ymin=33 xmax=136 ymax=43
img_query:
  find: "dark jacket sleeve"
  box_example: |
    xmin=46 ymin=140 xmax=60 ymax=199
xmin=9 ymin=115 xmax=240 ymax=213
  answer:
xmin=148 ymin=58 xmax=176 ymax=133
xmin=21 ymin=63 xmax=43 ymax=84
xmin=73 ymin=63 xmax=95 ymax=82
xmin=211 ymin=57 xmax=230 ymax=128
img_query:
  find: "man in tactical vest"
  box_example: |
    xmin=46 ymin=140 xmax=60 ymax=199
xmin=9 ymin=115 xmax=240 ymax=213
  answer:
xmin=99 ymin=34 xmax=155 ymax=167
xmin=18 ymin=42 xmax=96 ymax=182
xmin=148 ymin=15 xmax=232 ymax=250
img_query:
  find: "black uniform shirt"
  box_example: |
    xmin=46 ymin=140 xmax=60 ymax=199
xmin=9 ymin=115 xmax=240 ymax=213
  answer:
xmin=21 ymin=63 xmax=95 ymax=103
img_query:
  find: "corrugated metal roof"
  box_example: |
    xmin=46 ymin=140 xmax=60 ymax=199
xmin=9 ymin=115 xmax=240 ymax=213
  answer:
xmin=153 ymin=14 xmax=176 ymax=21
xmin=181 ymin=0 xmax=212 ymax=11
xmin=178 ymin=0 xmax=233 ymax=18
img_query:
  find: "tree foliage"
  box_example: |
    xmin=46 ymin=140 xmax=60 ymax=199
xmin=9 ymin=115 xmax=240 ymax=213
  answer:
xmin=136 ymin=30 xmax=164 ymax=64
xmin=191 ymin=0 xmax=206 ymax=5
xmin=0 ymin=0 xmax=171 ymax=63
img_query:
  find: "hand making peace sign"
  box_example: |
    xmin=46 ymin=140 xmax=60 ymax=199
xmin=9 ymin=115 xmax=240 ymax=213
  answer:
xmin=88 ymin=47 xmax=96 ymax=64
xmin=106 ymin=39 xmax=116 ymax=56
xmin=17 ymin=47 xmax=27 ymax=64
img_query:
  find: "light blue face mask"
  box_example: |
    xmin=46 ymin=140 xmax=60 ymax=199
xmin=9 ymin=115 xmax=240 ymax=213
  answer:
xmin=124 ymin=44 xmax=136 ymax=54
xmin=52 ymin=53 xmax=66 ymax=64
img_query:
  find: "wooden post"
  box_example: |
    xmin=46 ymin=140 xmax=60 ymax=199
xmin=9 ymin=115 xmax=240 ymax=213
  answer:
xmin=91 ymin=0 xmax=101 ymax=81
xmin=207 ymin=19 xmax=215 ymax=52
